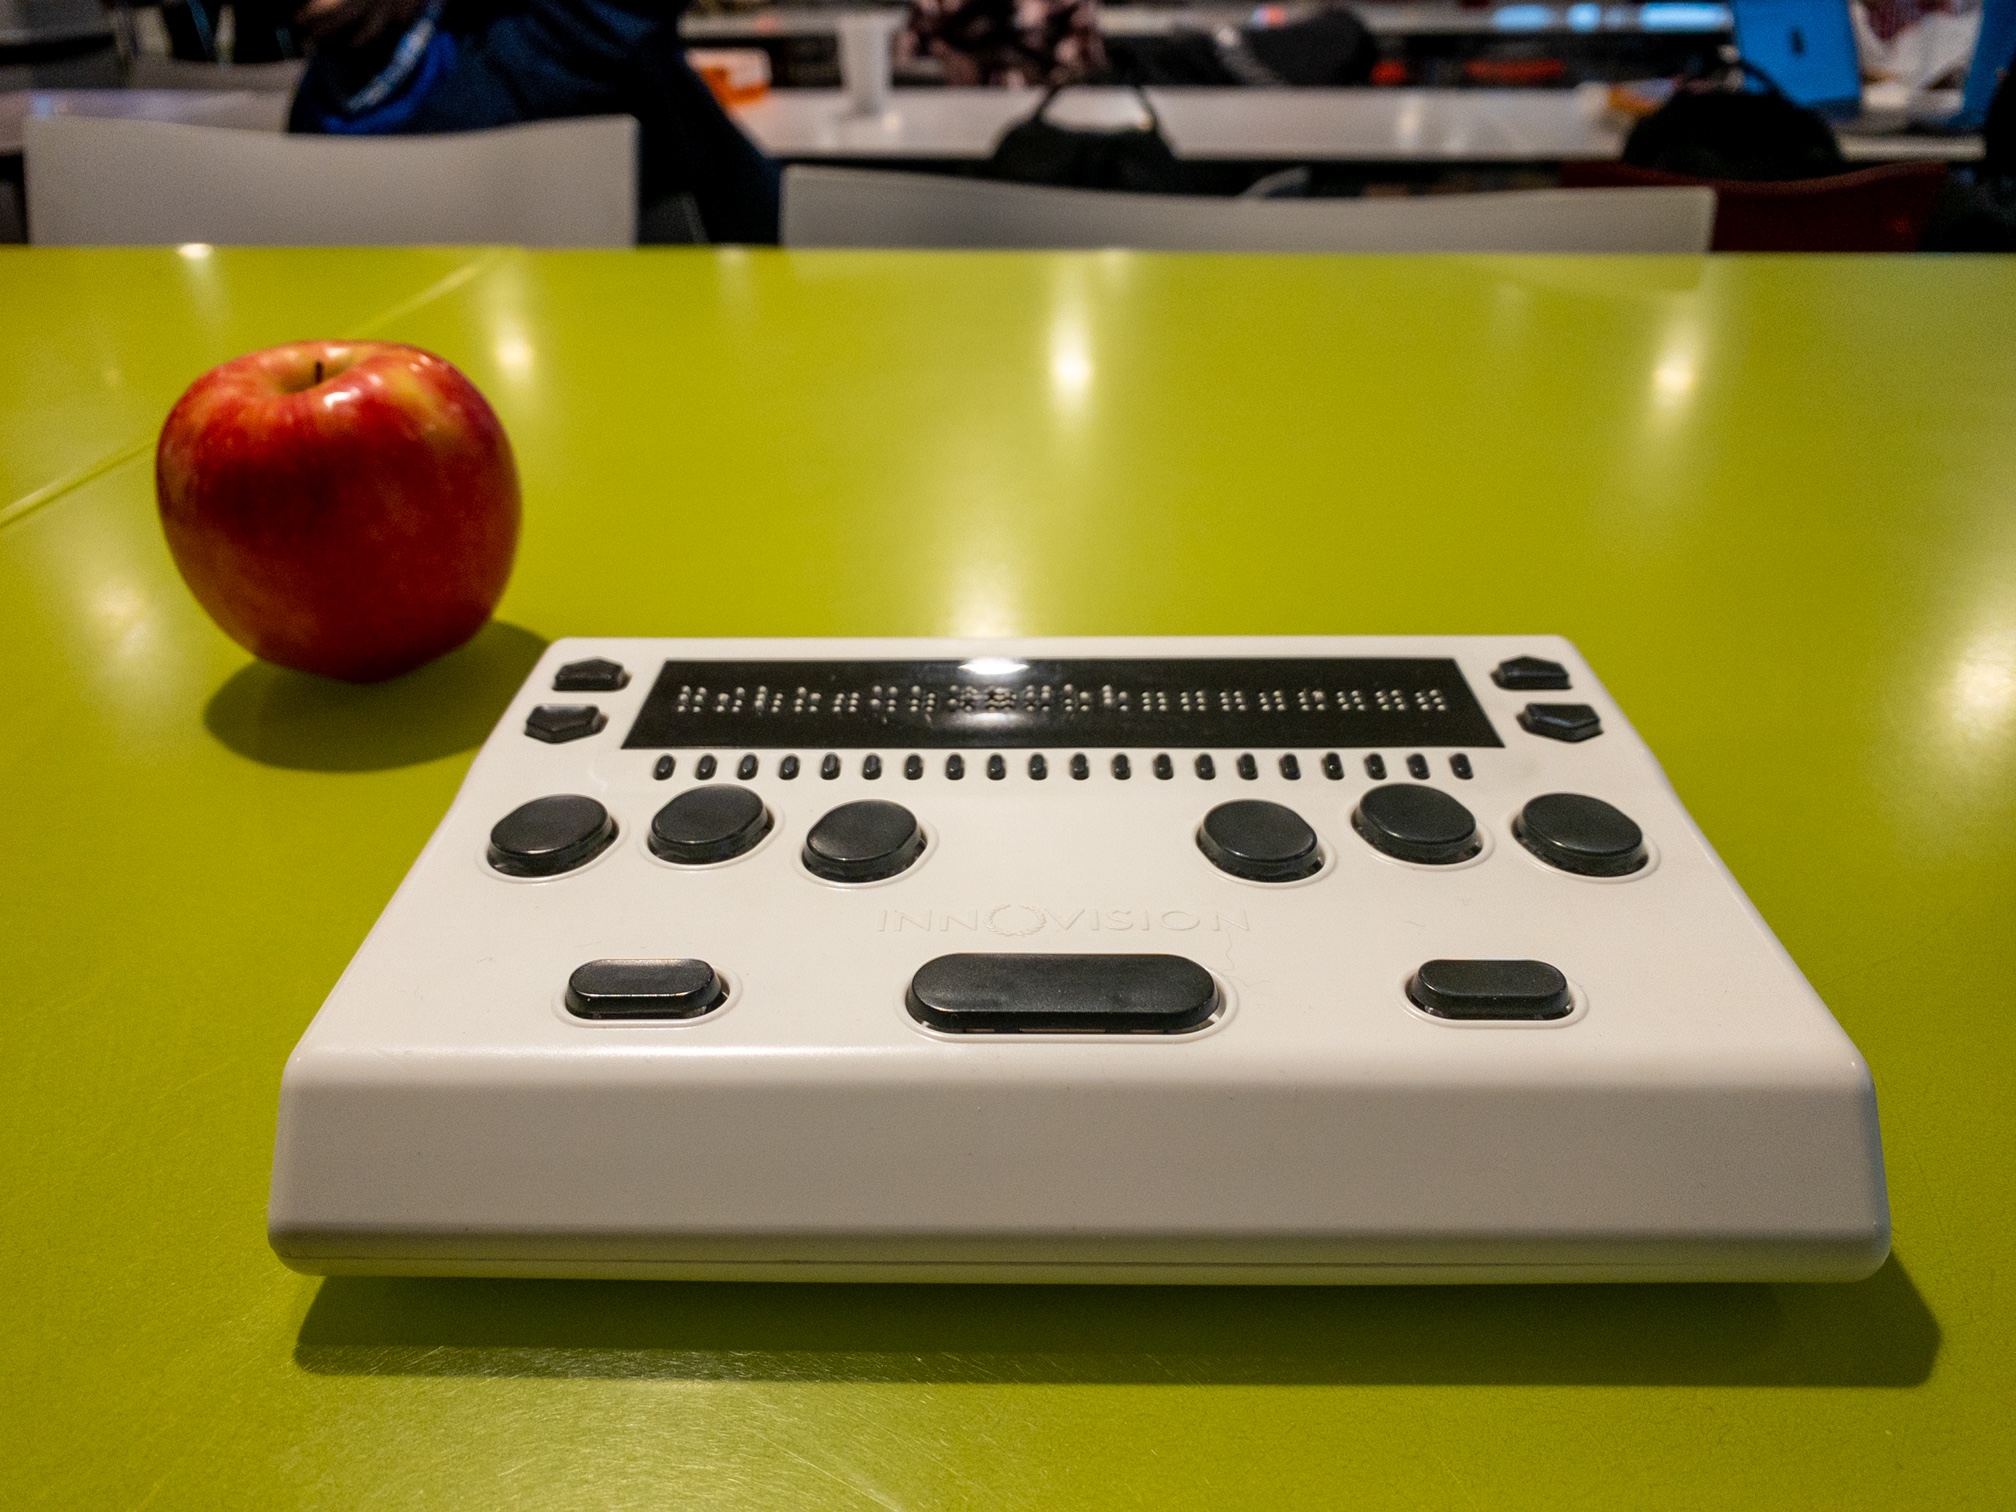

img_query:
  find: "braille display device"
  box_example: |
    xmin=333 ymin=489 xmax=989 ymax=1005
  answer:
xmin=269 ymin=637 xmax=1889 ymax=1283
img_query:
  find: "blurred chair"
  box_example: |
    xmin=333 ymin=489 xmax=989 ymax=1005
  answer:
xmin=782 ymin=166 xmax=1716 ymax=252
xmin=1559 ymin=159 xmax=1948 ymax=251
xmin=126 ymin=56 xmax=308 ymax=92
xmin=26 ymin=113 xmax=636 ymax=245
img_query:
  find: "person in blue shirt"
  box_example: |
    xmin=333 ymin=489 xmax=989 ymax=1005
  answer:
xmin=287 ymin=0 xmax=779 ymax=242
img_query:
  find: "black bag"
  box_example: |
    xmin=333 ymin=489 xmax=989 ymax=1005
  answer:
xmin=1107 ymin=7 xmax=1374 ymax=87
xmin=986 ymin=84 xmax=1186 ymax=193
xmin=1624 ymin=67 xmax=1845 ymax=182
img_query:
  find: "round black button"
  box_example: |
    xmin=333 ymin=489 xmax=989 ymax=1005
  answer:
xmin=1351 ymin=784 xmax=1480 ymax=865
xmin=1515 ymin=793 xmax=1648 ymax=877
xmin=487 ymin=794 xmax=617 ymax=878
xmin=803 ymin=799 xmax=924 ymax=883
xmin=650 ymin=785 xmax=772 ymax=865
xmin=1197 ymin=800 xmax=1322 ymax=882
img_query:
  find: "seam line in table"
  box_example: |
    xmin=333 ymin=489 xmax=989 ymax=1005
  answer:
xmin=0 ymin=246 xmax=513 ymax=537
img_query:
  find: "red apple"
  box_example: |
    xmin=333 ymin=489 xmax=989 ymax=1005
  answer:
xmin=157 ymin=341 xmax=520 ymax=683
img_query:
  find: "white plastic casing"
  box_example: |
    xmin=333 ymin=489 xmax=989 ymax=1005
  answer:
xmin=268 ymin=637 xmax=1889 ymax=1283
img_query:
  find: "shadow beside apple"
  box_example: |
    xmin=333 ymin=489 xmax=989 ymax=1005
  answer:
xmin=205 ymin=621 xmax=549 ymax=772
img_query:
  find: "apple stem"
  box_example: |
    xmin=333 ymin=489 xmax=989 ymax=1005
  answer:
xmin=313 ymin=360 xmax=324 ymax=385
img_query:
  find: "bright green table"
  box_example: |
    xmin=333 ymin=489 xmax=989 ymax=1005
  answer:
xmin=3 ymin=247 xmax=2012 ymax=1509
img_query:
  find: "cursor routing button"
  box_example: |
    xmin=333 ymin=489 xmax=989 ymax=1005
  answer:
xmin=566 ymin=958 xmax=726 ymax=1019
xmin=1351 ymin=783 xmax=1481 ymax=865
xmin=1198 ymin=800 xmax=1322 ymax=882
xmin=1515 ymin=793 xmax=1648 ymax=877
xmin=907 ymin=954 xmax=1220 ymax=1034
xmin=803 ymin=799 xmax=924 ymax=883
xmin=487 ymin=794 xmax=617 ymax=878
xmin=650 ymin=785 xmax=773 ymax=864
xmin=1407 ymin=959 xmax=1573 ymax=1020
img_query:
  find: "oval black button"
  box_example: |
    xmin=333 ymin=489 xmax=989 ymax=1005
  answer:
xmin=908 ymin=954 xmax=1219 ymax=1034
xmin=1407 ymin=959 xmax=1572 ymax=1020
xmin=1515 ymin=793 xmax=1648 ymax=877
xmin=487 ymin=794 xmax=617 ymax=878
xmin=804 ymin=799 xmax=924 ymax=883
xmin=565 ymin=958 xmax=726 ymax=1019
xmin=1198 ymin=800 xmax=1322 ymax=882
xmin=650 ymin=785 xmax=772 ymax=864
xmin=1351 ymin=784 xmax=1480 ymax=865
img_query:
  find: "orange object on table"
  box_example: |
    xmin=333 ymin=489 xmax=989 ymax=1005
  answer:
xmin=689 ymin=48 xmax=771 ymax=106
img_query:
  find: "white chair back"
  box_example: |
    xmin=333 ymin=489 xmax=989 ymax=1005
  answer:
xmin=26 ymin=114 xmax=637 ymax=246
xmin=782 ymin=165 xmax=1715 ymax=254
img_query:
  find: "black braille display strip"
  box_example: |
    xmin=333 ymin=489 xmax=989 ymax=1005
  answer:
xmin=624 ymin=657 xmax=1502 ymax=750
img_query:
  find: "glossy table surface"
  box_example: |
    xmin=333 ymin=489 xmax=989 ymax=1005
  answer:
xmin=2 ymin=246 xmax=2012 ymax=1509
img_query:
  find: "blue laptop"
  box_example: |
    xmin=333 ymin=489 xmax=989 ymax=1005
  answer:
xmin=1732 ymin=0 xmax=1864 ymax=119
